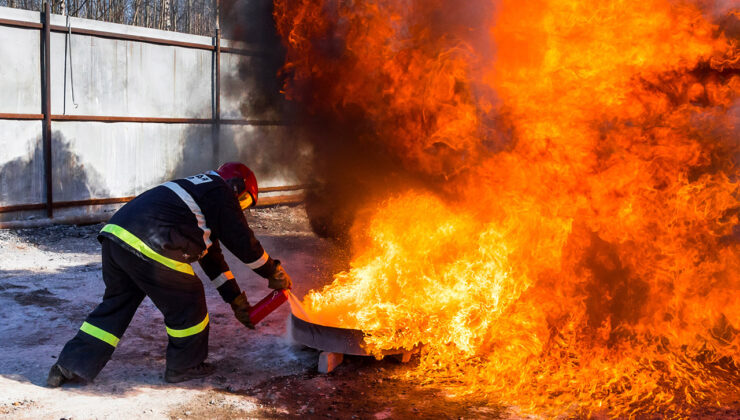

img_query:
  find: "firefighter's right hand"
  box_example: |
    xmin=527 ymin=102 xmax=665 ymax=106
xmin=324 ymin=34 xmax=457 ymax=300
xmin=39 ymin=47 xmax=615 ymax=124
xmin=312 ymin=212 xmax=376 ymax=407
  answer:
xmin=230 ymin=291 xmax=255 ymax=330
xmin=267 ymin=260 xmax=293 ymax=290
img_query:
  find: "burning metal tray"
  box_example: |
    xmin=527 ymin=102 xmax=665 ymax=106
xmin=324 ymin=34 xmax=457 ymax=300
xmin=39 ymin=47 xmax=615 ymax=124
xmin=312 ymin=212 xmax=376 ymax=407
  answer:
xmin=290 ymin=313 xmax=373 ymax=356
xmin=291 ymin=313 xmax=414 ymax=356
xmin=290 ymin=312 xmax=418 ymax=373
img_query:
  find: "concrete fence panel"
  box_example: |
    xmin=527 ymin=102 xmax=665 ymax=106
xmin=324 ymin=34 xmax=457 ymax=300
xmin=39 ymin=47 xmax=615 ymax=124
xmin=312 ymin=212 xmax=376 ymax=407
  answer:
xmin=0 ymin=121 xmax=44 ymax=206
xmin=49 ymin=31 xmax=213 ymax=118
xmin=0 ymin=5 xmax=305 ymax=226
xmin=0 ymin=9 xmax=41 ymax=114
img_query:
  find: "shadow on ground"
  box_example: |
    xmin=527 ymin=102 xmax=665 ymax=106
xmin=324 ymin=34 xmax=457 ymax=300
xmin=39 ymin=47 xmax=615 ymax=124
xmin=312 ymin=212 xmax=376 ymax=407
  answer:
xmin=5 ymin=223 xmax=104 ymax=254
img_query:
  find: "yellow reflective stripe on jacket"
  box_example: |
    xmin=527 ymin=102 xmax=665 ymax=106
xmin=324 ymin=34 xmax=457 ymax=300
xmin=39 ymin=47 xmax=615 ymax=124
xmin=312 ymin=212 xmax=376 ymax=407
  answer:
xmin=166 ymin=314 xmax=209 ymax=338
xmin=80 ymin=322 xmax=120 ymax=347
xmin=100 ymin=224 xmax=194 ymax=275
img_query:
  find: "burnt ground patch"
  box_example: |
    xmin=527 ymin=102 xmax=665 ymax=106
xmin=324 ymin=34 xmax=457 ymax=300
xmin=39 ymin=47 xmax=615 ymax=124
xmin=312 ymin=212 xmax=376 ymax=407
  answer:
xmin=9 ymin=223 xmax=104 ymax=254
xmin=218 ymin=353 xmax=506 ymax=420
xmin=12 ymin=287 xmax=70 ymax=308
xmin=0 ymin=282 xmax=28 ymax=290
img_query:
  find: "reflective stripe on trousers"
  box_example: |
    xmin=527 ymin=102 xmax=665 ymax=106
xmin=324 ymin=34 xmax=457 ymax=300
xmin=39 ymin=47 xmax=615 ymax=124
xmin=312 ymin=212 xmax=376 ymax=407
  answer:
xmin=100 ymin=224 xmax=194 ymax=275
xmin=166 ymin=314 xmax=210 ymax=338
xmin=79 ymin=321 xmax=120 ymax=347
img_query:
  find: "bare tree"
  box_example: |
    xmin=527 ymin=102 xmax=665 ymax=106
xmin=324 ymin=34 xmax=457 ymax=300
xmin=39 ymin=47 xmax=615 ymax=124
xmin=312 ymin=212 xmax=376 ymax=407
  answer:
xmin=1 ymin=0 xmax=218 ymax=35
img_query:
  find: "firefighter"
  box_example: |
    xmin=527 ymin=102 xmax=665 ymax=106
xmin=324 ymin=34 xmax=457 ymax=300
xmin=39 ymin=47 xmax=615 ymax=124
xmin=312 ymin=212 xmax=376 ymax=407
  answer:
xmin=47 ymin=162 xmax=292 ymax=386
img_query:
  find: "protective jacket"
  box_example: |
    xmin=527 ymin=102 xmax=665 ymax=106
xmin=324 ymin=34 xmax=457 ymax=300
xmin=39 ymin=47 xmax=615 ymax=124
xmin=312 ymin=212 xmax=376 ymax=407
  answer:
xmin=54 ymin=170 xmax=281 ymax=383
xmin=98 ymin=170 xmax=278 ymax=303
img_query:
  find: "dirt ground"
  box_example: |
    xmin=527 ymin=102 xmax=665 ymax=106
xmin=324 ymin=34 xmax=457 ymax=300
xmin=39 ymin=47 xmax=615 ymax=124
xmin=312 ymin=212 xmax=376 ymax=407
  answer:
xmin=0 ymin=205 xmax=507 ymax=420
xmin=1 ymin=205 xmax=738 ymax=420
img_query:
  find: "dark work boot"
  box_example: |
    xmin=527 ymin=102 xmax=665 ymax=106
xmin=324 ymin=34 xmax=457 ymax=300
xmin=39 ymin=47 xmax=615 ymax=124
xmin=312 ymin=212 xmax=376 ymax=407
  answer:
xmin=46 ymin=363 xmax=82 ymax=388
xmin=164 ymin=362 xmax=215 ymax=383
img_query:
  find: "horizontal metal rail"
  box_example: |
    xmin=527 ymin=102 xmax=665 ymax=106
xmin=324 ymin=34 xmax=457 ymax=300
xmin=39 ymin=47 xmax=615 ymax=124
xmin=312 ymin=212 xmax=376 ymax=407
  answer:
xmin=0 ymin=193 xmax=305 ymax=229
xmin=0 ymin=196 xmax=134 ymax=213
xmin=220 ymin=46 xmax=274 ymax=57
xmin=0 ymin=17 xmax=42 ymax=29
xmin=0 ymin=113 xmax=45 ymax=120
xmin=50 ymin=23 xmax=214 ymax=51
xmin=0 ymin=16 xmax=272 ymax=56
xmin=220 ymin=119 xmax=296 ymax=126
xmin=0 ymin=185 xmax=309 ymax=214
xmin=0 ymin=113 xmax=291 ymax=125
xmin=260 ymin=184 xmax=311 ymax=193
xmin=256 ymin=193 xmax=306 ymax=208
xmin=54 ymin=115 xmax=213 ymax=123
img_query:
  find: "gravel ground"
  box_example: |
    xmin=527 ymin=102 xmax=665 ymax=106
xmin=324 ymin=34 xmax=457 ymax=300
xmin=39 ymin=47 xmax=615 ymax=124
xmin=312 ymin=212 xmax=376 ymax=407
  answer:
xmin=0 ymin=205 xmax=328 ymax=419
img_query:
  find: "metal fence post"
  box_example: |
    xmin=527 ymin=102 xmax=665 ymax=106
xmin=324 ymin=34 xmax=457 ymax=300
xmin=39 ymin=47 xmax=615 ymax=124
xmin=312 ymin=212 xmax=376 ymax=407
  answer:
xmin=212 ymin=26 xmax=221 ymax=164
xmin=42 ymin=1 xmax=53 ymax=218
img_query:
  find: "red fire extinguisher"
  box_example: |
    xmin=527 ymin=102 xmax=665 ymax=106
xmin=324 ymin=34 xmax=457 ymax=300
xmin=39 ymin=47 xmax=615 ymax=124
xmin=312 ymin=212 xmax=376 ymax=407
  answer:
xmin=248 ymin=289 xmax=290 ymax=325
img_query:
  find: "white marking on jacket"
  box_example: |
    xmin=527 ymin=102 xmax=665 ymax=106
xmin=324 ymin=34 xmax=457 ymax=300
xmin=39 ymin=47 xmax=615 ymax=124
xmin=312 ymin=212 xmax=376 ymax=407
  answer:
xmin=212 ymin=270 xmax=234 ymax=288
xmin=162 ymin=181 xmax=213 ymax=249
xmin=247 ymin=250 xmax=269 ymax=269
xmin=185 ymin=173 xmax=213 ymax=185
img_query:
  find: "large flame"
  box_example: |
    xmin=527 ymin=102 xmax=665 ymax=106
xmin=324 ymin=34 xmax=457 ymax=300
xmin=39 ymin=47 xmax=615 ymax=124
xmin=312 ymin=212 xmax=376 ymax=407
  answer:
xmin=275 ymin=0 xmax=740 ymax=416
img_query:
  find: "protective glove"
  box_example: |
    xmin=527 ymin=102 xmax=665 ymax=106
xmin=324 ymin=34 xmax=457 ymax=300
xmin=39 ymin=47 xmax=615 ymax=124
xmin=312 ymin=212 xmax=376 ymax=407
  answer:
xmin=267 ymin=260 xmax=292 ymax=290
xmin=230 ymin=291 xmax=255 ymax=329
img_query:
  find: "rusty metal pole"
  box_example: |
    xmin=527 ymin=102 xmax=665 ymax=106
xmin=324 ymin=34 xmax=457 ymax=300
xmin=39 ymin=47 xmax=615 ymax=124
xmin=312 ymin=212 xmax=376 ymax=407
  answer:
xmin=212 ymin=4 xmax=221 ymax=165
xmin=42 ymin=1 xmax=53 ymax=218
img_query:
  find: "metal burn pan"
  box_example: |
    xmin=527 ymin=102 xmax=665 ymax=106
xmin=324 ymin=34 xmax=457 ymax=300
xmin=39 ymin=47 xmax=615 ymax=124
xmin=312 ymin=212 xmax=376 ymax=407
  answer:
xmin=290 ymin=313 xmax=409 ymax=356
xmin=290 ymin=313 xmax=372 ymax=355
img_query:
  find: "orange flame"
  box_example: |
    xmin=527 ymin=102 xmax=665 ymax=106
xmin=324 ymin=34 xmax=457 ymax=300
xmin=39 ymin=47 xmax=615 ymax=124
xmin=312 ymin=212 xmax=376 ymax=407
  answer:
xmin=275 ymin=0 xmax=740 ymax=416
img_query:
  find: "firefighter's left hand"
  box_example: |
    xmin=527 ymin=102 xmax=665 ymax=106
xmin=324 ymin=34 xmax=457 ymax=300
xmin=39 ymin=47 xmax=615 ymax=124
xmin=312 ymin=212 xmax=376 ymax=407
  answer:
xmin=230 ymin=292 xmax=255 ymax=329
xmin=267 ymin=260 xmax=292 ymax=290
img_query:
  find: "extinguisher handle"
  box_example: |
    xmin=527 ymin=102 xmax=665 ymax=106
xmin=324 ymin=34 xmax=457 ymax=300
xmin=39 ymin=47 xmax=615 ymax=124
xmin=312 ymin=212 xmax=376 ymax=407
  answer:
xmin=247 ymin=289 xmax=289 ymax=325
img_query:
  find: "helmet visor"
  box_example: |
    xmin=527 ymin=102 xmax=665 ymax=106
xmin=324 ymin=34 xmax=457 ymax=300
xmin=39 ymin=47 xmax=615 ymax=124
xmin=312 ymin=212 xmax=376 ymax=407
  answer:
xmin=238 ymin=191 xmax=254 ymax=210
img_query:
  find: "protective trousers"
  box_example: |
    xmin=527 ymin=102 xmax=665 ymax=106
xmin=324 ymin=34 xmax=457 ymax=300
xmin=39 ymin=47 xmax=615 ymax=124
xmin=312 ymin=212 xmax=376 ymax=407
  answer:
xmin=57 ymin=238 xmax=209 ymax=381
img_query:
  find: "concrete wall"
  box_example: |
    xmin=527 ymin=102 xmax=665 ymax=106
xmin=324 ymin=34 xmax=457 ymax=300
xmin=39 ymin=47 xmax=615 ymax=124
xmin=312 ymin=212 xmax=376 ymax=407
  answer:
xmin=0 ymin=6 xmax=306 ymax=224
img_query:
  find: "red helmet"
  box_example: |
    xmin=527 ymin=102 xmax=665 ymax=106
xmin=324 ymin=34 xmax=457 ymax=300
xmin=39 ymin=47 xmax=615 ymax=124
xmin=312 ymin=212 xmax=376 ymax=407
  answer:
xmin=216 ymin=162 xmax=258 ymax=208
